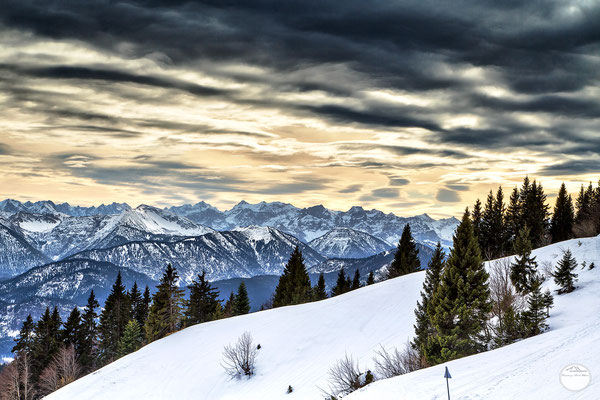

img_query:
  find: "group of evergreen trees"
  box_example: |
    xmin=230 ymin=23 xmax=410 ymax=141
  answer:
xmin=270 ymin=246 xmax=376 ymax=309
xmin=9 ymin=263 xmax=251 ymax=398
xmin=472 ymin=177 xmax=600 ymax=260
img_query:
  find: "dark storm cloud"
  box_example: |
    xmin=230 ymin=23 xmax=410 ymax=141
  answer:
xmin=539 ymin=160 xmax=600 ymax=176
xmin=1 ymin=0 xmax=599 ymax=164
xmin=0 ymin=143 xmax=11 ymax=155
xmin=436 ymin=188 xmax=461 ymax=203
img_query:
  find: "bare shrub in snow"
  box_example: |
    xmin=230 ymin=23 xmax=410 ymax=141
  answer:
xmin=39 ymin=345 xmax=81 ymax=396
xmin=0 ymin=352 xmax=35 ymax=400
xmin=373 ymin=342 xmax=420 ymax=379
xmin=222 ymin=332 xmax=258 ymax=378
xmin=322 ymin=354 xmax=372 ymax=398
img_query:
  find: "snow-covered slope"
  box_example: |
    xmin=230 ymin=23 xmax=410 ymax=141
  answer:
xmin=48 ymin=236 xmax=600 ymax=400
xmin=308 ymin=227 xmax=391 ymax=258
xmin=68 ymin=227 xmax=325 ymax=283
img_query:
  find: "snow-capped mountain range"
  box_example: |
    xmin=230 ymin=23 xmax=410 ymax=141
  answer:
xmin=308 ymin=227 xmax=391 ymax=259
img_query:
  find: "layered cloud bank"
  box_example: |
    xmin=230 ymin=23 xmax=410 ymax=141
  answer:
xmin=1 ymin=0 xmax=599 ymax=216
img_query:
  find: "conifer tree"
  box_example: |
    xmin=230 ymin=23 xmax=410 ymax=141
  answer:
xmin=542 ymin=288 xmax=554 ymax=317
xmin=366 ymin=271 xmax=375 ymax=285
xmin=472 ymin=198 xmax=482 ymax=240
xmin=185 ymin=271 xmax=221 ymax=326
xmin=505 ymin=186 xmax=521 ymax=250
xmin=351 ymin=269 xmax=361 ymax=290
xmin=480 ymin=188 xmax=506 ymax=258
xmin=552 ymin=249 xmax=578 ymax=294
xmin=31 ymin=307 xmax=62 ymax=380
xmin=413 ymin=242 xmax=445 ymax=356
xmin=424 ymin=210 xmax=492 ymax=365
xmin=79 ymin=290 xmax=99 ymax=371
xmin=62 ymin=307 xmax=82 ymax=351
xmin=331 ymin=268 xmax=350 ymax=296
xmin=521 ymin=277 xmax=550 ymax=336
xmin=388 ymin=224 xmax=420 ymax=278
xmin=141 ymin=285 xmax=151 ymax=322
xmin=233 ymin=281 xmax=251 ymax=315
xmin=510 ymin=226 xmax=537 ymax=294
xmin=129 ymin=282 xmax=144 ymax=327
xmin=223 ymin=292 xmax=235 ymax=318
xmin=313 ymin=273 xmax=328 ymax=300
xmin=117 ymin=320 xmax=143 ymax=358
xmin=99 ymin=272 xmax=131 ymax=361
xmin=272 ymin=247 xmax=312 ymax=307
xmin=145 ymin=264 xmax=185 ymax=342
xmin=12 ymin=314 xmax=35 ymax=355
xmin=523 ymin=180 xmax=550 ymax=247
xmin=551 ymin=183 xmax=574 ymax=243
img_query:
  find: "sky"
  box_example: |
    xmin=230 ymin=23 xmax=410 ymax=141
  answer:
xmin=1 ymin=0 xmax=599 ymax=218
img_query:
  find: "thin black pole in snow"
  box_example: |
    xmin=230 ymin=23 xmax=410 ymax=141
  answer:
xmin=444 ymin=366 xmax=452 ymax=400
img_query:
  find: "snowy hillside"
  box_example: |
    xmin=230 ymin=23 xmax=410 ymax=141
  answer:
xmin=47 ymin=236 xmax=600 ymax=400
xmin=0 ymin=223 xmax=51 ymax=278
xmin=308 ymin=227 xmax=391 ymax=258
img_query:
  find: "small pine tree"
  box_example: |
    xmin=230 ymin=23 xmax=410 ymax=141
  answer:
xmin=366 ymin=271 xmax=375 ymax=285
xmin=388 ymin=224 xmax=420 ymax=278
xmin=117 ymin=320 xmax=143 ymax=358
xmin=331 ymin=268 xmax=350 ymax=296
xmin=145 ymin=264 xmax=185 ymax=342
xmin=223 ymin=292 xmax=235 ymax=318
xmin=351 ymin=269 xmax=361 ymax=290
xmin=521 ymin=277 xmax=550 ymax=336
xmin=505 ymin=187 xmax=521 ymax=250
xmin=185 ymin=271 xmax=221 ymax=326
xmin=272 ymin=247 xmax=312 ymax=307
xmin=552 ymin=249 xmax=578 ymax=294
xmin=551 ymin=183 xmax=575 ymax=243
xmin=233 ymin=281 xmax=251 ymax=315
xmin=413 ymin=242 xmax=445 ymax=355
xmin=313 ymin=273 xmax=328 ymax=301
xmin=510 ymin=226 xmax=537 ymax=294
xmin=542 ymin=288 xmax=554 ymax=318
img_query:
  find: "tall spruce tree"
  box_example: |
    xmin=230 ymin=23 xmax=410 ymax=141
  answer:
xmin=523 ymin=180 xmax=550 ymax=247
xmin=413 ymin=242 xmax=445 ymax=357
xmin=117 ymin=320 xmax=143 ymax=358
xmin=552 ymin=249 xmax=578 ymax=294
xmin=80 ymin=290 xmax=99 ymax=371
xmin=551 ymin=183 xmax=575 ymax=243
xmin=313 ymin=273 xmax=328 ymax=300
xmin=185 ymin=271 xmax=221 ymax=325
xmin=145 ymin=264 xmax=185 ymax=342
xmin=62 ymin=307 xmax=82 ymax=352
xmin=233 ymin=281 xmax=251 ymax=315
xmin=472 ymin=198 xmax=483 ymax=241
xmin=272 ymin=247 xmax=312 ymax=307
xmin=12 ymin=314 xmax=35 ymax=355
xmin=505 ymin=186 xmax=521 ymax=251
xmin=388 ymin=224 xmax=420 ymax=278
xmin=31 ymin=307 xmax=62 ymax=380
xmin=129 ymin=282 xmax=144 ymax=327
xmin=480 ymin=188 xmax=506 ymax=258
xmin=510 ymin=226 xmax=537 ymax=294
xmin=424 ymin=210 xmax=492 ymax=365
xmin=331 ymin=268 xmax=350 ymax=296
xmin=99 ymin=272 xmax=131 ymax=361
xmin=223 ymin=292 xmax=235 ymax=317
